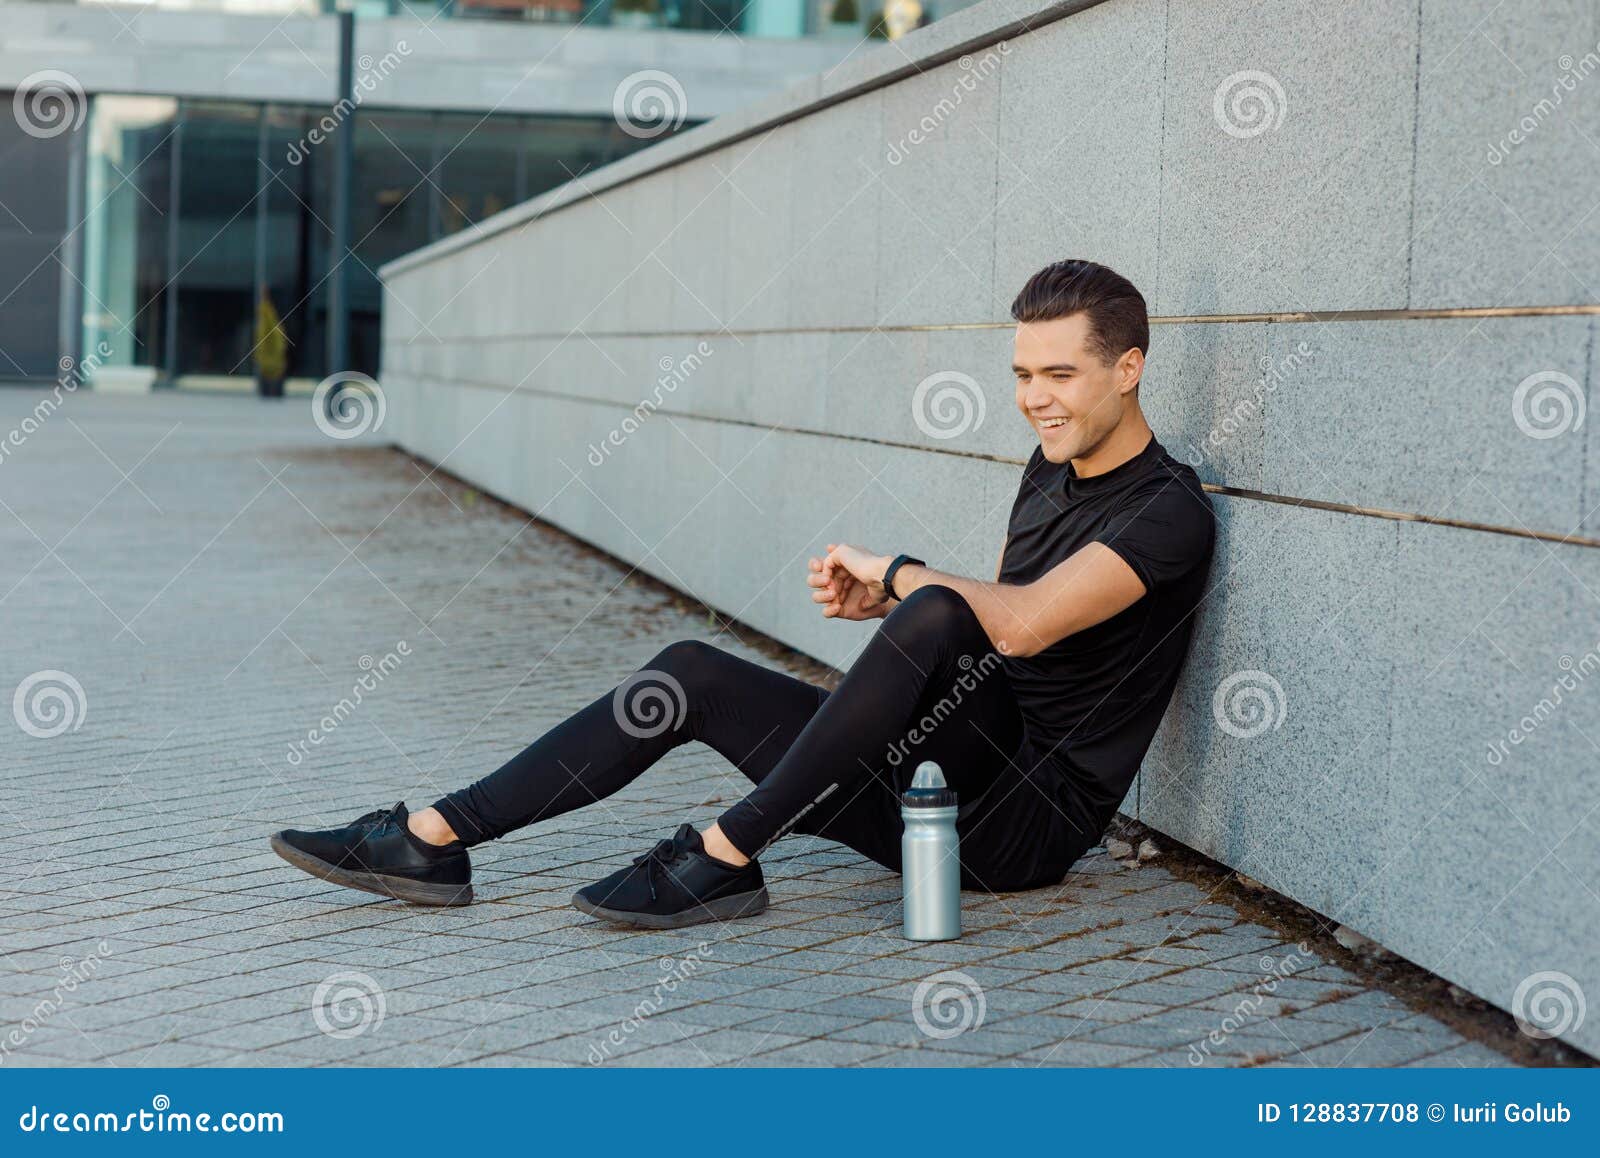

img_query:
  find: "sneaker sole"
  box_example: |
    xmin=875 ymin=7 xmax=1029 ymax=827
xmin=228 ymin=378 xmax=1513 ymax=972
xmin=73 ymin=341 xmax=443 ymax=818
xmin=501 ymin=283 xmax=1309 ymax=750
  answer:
xmin=269 ymin=834 xmax=473 ymax=907
xmin=570 ymin=886 xmax=769 ymax=929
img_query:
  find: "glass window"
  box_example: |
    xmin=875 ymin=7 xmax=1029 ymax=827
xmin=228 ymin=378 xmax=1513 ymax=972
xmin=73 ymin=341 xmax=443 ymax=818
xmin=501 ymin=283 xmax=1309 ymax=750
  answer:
xmin=350 ymin=111 xmax=437 ymax=374
xmin=78 ymin=96 xmax=699 ymax=385
xmin=172 ymin=101 xmax=263 ymax=378
xmin=661 ymin=0 xmax=744 ymax=33
xmin=436 ymin=113 xmax=524 ymax=235
xmin=524 ymin=116 xmax=641 ymax=199
xmin=261 ymin=104 xmax=337 ymax=384
xmin=353 ymin=111 xmax=437 ymax=269
xmin=81 ymin=96 xmax=179 ymax=373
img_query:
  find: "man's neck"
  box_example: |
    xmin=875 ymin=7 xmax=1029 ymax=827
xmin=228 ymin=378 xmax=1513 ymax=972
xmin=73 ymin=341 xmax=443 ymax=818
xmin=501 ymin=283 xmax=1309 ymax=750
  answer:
xmin=1072 ymin=414 xmax=1155 ymax=479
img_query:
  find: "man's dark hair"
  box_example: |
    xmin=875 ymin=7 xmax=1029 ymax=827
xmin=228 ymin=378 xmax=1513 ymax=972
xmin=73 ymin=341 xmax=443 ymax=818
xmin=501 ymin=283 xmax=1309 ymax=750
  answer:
xmin=1010 ymin=259 xmax=1149 ymax=369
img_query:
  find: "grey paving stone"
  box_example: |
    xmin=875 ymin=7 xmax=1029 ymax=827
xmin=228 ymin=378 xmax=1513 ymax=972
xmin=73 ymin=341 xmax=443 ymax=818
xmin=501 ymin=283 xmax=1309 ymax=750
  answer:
xmin=604 ymin=1045 xmax=718 ymax=1068
xmin=1084 ymin=980 xmax=1224 ymax=1007
xmin=1013 ymin=972 xmax=1122 ymax=999
xmin=1041 ymin=997 xmax=1172 ymax=1024
xmin=798 ymin=993 xmax=912 ymax=1021
xmin=871 ymin=1046 xmax=1018 ymax=1068
xmin=1413 ymin=1041 xmax=1514 ymax=1068
xmin=739 ymin=1039 xmax=889 ymax=1067
xmin=103 ymin=1040 xmax=239 ymax=1067
xmin=1142 ymin=1048 xmax=1249 ymax=1069
xmin=680 ymin=1027 xmax=811 ymax=1061
xmin=918 ymin=1025 xmax=1061 ymax=1058
xmin=724 ymin=1009 xmax=864 ymax=1040
xmin=1058 ymin=957 xmax=1175 ymax=983
xmin=1087 ymin=1019 xmax=1246 ymax=1051
xmin=769 ymin=972 xmax=886 ymax=999
xmin=1294 ymin=1027 xmax=1453 ymax=1068
xmin=719 ymin=987 xmax=838 ymax=1013
xmin=1012 ymin=1040 xmax=1157 ymax=1067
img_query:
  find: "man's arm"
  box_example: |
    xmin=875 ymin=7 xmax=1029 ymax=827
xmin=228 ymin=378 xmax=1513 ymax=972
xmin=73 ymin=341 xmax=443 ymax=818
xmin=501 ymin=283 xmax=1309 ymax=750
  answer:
xmin=825 ymin=542 xmax=1147 ymax=658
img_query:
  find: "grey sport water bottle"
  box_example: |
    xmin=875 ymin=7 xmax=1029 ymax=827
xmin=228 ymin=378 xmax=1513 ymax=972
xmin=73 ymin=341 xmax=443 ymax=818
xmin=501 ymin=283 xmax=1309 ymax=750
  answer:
xmin=901 ymin=761 xmax=961 ymax=941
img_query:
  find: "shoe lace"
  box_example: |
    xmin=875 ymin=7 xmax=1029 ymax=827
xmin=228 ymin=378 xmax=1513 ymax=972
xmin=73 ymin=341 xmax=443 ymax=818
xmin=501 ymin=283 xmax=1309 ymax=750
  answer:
xmin=349 ymin=805 xmax=398 ymax=832
xmin=631 ymin=837 xmax=683 ymax=903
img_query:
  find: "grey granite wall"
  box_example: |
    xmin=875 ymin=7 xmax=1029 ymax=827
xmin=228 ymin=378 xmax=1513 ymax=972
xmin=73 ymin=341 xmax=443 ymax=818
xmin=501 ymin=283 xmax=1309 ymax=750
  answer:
xmin=379 ymin=0 xmax=1600 ymax=1056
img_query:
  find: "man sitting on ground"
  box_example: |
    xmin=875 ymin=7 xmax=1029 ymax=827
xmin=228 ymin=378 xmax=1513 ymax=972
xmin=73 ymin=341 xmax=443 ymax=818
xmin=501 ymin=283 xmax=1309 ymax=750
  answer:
xmin=270 ymin=259 xmax=1216 ymax=929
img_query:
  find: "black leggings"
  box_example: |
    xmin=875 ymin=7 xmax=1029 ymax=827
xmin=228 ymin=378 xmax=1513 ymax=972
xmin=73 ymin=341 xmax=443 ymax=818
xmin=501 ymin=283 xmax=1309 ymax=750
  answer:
xmin=433 ymin=585 xmax=1096 ymax=891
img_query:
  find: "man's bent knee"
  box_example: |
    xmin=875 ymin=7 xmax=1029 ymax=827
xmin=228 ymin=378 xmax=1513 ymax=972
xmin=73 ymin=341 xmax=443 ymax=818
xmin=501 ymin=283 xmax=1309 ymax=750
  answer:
xmin=881 ymin=583 xmax=983 ymax=645
xmin=641 ymin=639 xmax=734 ymax=694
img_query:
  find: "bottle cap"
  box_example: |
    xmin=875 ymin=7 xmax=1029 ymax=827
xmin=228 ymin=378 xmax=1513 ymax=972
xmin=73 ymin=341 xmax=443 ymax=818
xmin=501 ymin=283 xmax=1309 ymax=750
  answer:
xmin=901 ymin=760 xmax=958 ymax=809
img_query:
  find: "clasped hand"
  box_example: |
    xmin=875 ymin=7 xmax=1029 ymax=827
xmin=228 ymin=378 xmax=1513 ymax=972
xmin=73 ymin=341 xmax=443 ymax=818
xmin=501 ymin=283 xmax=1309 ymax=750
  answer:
xmin=805 ymin=543 xmax=894 ymax=621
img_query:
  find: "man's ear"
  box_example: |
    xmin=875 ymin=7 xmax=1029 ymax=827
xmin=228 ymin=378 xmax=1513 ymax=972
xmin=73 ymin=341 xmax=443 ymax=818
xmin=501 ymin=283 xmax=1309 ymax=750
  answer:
xmin=1117 ymin=347 xmax=1144 ymax=394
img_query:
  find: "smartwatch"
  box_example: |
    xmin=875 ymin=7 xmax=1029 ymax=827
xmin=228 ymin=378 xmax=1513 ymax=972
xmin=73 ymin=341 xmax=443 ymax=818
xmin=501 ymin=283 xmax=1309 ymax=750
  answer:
xmin=883 ymin=554 xmax=925 ymax=601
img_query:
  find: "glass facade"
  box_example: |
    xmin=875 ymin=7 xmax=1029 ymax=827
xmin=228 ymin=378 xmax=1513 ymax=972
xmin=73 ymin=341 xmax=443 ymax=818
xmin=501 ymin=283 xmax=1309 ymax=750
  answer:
xmin=53 ymin=0 xmax=819 ymax=37
xmin=41 ymin=0 xmax=981 ymax=38
xmin=81 ymin=97 xmax=684 ymax=387
xmin=55 ymin=0 xmax=985 ymax=386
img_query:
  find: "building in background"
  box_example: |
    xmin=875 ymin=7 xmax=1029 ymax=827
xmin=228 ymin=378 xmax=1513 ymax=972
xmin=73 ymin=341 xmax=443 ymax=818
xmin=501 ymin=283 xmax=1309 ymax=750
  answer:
xmin=0 ymin=0 xmax=977 ymax=391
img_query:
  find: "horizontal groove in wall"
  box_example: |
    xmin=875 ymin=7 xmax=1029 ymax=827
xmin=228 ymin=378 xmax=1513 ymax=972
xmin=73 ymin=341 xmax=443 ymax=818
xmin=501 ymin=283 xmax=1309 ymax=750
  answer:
xmin=1156 ymin=304 xmax=1600 ymax=324
xmin=399 ymin=374 xmax=1600 ymax=551
xmin=391 ymin=301 xmax=1600 ymax=346
xmin=1203 ymin=486 xmax=1600 ymax=550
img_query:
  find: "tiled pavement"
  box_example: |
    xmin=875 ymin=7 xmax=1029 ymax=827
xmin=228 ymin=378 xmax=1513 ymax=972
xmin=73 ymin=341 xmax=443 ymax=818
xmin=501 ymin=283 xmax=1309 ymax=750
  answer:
xmin=0 ymin=391 xmax=1513 ymax=1068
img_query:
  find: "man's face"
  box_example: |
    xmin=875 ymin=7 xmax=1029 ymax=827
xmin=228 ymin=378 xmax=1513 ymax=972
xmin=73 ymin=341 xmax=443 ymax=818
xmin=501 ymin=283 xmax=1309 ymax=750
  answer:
xmin=1012 ymin=313 xmax=1138 ymax=464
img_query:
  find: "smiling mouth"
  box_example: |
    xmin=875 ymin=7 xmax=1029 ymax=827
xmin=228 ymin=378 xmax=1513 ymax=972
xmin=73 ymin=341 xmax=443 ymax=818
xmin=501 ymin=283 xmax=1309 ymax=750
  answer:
xmin=1036 ymin=417 xmax=1071 ymax=431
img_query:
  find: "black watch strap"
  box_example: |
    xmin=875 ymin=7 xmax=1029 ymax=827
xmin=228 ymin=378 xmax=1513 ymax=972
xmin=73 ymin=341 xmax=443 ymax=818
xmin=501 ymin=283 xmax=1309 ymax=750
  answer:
xmin=883 ymin=554 xmax=925 ymax=601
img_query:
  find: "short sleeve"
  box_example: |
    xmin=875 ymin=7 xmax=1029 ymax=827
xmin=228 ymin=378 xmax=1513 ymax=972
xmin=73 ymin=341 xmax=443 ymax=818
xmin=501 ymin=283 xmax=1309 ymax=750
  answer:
xmin=1093 ymin=477 xmax=1215 ymax=593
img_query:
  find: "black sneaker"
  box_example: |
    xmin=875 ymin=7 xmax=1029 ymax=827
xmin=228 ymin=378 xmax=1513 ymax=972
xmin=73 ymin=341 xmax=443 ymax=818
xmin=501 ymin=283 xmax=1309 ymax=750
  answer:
xmin=270 ymin=802 xmax=473 ymax=907
xmin=572 ymin=823 xmax=768 ymax=929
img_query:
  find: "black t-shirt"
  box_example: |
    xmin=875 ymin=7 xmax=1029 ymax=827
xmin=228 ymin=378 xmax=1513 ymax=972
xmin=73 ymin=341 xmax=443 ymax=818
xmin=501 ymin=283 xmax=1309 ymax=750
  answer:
xmin=999 ymin=435 xmax=1215 ymax=829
